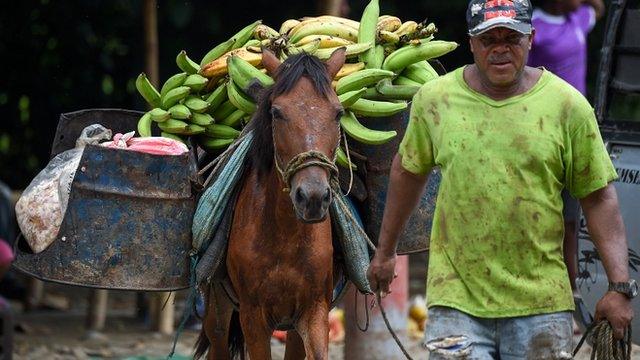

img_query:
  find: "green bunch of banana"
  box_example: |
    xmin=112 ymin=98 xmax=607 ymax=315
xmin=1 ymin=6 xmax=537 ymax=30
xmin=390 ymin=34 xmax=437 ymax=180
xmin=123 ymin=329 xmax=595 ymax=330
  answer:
xmin=134 ymin=0 xmax=458 ymax=162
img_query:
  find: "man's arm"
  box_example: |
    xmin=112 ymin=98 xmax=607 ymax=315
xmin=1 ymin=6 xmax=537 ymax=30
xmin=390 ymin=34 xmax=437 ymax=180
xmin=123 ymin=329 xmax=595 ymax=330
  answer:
xmin=583 ymin=0 xmax=605 ymax=21
xmin=366 ymin=154 xmax=429 ymax=295
xmin=580 ymin=183 xmax=633 ymax=339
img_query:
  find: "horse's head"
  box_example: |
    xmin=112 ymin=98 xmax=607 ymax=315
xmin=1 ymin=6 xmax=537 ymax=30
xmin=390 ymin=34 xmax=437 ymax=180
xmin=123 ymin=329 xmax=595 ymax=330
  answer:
xmin=250 ymin=49 xmax=345 ymax=223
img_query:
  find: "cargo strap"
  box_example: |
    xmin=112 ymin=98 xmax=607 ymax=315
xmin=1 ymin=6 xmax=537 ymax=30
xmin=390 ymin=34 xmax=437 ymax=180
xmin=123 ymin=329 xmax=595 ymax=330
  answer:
xmin=275 ymin=150 xmax=339 ymax=193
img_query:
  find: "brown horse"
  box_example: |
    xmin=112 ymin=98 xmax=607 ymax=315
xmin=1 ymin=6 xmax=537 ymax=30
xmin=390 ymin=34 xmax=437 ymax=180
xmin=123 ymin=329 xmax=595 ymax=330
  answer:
xmin=195 ymin=48 xmax=347 ymax=360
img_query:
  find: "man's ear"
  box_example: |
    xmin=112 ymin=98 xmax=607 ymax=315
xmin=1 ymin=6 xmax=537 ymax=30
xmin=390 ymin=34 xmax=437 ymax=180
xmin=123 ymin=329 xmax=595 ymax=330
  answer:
xmin=262 ymin=49 xmax=281 ymax=76
xmin=325 ymin=47 xmax=347 ymax=80
xmin=469 ymin=36 xmax=475 ymax=53
xmin=528 ymin=29 xmax=536 ymax=50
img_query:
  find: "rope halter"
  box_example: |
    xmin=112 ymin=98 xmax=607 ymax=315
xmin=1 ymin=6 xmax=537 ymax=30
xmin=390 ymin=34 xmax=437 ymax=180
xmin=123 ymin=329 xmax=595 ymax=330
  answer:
xmin=274 ymin=150 xmax=339 ymax=193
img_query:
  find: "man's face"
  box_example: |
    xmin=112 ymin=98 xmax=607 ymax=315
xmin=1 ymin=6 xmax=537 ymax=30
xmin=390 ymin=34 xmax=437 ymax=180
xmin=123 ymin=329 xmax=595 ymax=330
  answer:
xmin=469 ymin=27 xmax=534 ymax=87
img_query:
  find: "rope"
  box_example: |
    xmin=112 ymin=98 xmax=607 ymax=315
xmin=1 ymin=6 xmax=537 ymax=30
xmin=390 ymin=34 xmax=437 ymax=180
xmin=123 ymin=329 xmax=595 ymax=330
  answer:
xmin=574 ymin=320 xmax=632 ymax=360
xmin=376 ymin=292 xmax=416 ymax=360
xmin=342 ymin=131 xmax=354 ymax=196
xmin=275 ymin=150 xmax=339 ymax=193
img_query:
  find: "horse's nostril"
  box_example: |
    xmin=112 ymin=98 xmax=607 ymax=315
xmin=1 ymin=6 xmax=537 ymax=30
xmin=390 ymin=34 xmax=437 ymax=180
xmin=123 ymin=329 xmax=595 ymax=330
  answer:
xmin=295 ymin=187 xmax=306 ymax=204
xmin=323 ymin=188 xmax=331 ymax=203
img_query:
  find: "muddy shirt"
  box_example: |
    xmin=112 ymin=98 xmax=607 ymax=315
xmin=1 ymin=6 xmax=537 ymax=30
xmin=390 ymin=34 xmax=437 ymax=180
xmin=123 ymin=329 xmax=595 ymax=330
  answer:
xmin=399 ymin=66 xmax=617 ymax=318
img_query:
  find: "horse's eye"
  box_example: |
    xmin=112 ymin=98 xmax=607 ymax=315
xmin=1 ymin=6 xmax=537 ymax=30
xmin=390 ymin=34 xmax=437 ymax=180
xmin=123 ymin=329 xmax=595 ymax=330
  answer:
xmin=271 ymin=107 xmax=284 ymax=120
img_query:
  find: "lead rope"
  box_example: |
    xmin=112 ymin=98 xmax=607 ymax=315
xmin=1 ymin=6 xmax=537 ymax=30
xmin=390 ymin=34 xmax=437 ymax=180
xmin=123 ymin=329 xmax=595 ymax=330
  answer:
xmin=573 ymin=321 xmax=632 ymax=360
xmin=376 ymin=291 xmax=416 ymax=360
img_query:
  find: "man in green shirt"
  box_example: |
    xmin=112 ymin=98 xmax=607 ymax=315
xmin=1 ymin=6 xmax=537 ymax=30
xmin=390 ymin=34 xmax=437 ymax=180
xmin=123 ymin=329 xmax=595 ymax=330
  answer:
xmin=367 ymin=0 xmax=634 ymax=357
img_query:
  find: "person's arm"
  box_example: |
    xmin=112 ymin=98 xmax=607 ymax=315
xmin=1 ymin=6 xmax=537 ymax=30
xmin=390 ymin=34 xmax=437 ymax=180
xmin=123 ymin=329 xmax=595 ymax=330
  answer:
xmin=580 ymin=183 xmax=633 ymax=339
xmin=366 ymin=154 xmax=429 ymax=295
xmin=583 ymin=0 xmax=605 ymax=21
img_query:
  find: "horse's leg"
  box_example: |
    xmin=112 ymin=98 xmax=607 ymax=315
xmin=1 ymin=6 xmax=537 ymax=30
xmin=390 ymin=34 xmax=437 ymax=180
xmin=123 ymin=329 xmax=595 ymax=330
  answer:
xmin=298 ymin=304 xmax=330 ymax=360
xmin=239 ymin=308 xmax=272 ymax=360
xmin=202 ymin=283 xmax=234 ymax=360
xmin=284 ymin=330 xmax=306 ymax=360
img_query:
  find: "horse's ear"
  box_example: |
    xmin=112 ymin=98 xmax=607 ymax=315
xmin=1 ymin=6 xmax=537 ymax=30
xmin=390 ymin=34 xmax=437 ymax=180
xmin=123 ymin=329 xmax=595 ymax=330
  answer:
xmin=262 ymin=49 xmax=281 ymax=76
xmin=325 ymin=47 xmax=346 ymax=80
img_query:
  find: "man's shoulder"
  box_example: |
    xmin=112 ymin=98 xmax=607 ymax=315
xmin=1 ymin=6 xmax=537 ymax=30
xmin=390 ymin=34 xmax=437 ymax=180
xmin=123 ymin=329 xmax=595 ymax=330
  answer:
xmin=537 ymin=69 xmax=595 ymax=123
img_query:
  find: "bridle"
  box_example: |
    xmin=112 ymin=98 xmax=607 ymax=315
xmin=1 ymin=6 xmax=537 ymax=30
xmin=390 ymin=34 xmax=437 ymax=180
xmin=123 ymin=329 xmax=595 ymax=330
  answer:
xmin=271 ymin=118 xmax=341 ymax=194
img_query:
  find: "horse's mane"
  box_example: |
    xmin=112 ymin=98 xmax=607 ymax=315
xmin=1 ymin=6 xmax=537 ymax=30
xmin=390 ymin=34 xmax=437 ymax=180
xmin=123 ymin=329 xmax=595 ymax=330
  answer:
xmin=245 ymin=53 xmax=333 ymax=176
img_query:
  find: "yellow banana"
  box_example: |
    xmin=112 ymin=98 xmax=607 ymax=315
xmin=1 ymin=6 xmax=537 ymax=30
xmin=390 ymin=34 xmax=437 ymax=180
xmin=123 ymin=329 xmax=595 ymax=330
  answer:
xmin=376 ymin=16 xmax=402 ymax=32
xmin=340 ymin=111 xmax=397 ymax=144
xmin=336 ymin=146 xmax=357 ymax=170
xmin=315 ymin=16 xmax=360 ymax=30
xmin=335 ymin=68 xmax=395 ymax=95
xmin=279 ymin=19 xmax=301 ymax=35
xmin=295 ymin=34 xmax=354 ymax=48
xmin=347 ymin=98 xmax=408 ymax=117
xmin=205 ymin=123 xmax=241 ymax=139
xmin=176 ymin=50 xmax=200 ymax=74
xmin=382 ymin=40 xmax=458 ymax=72
xmin=137 ymin=112 xmax=153 ymax=137
xmin=254 ymin=24 xmax=279 ymax=40
xmin=200 ymin=47 xmax=263 ymax=78
xmin=358 ymin=0 xmax=379 ymax=67
xmin=135 ymin=73 xmax=162 ymax=108
xmin=227 ymin=80 xmax=256 ymax=114
xmin=378 ymin=30 xmax=400 ymax=45
xmin=160 ymin=72 xmax=187 ymax=98
xmin=394 ymin=21 xmax=418 ymax=37
xmin=335 ymin=62 xmax=365 ymax=79
xmin=314 ymin=42 xmax=372 ymax=60
xmin=288 ymin=19 xmax=359 ymax=43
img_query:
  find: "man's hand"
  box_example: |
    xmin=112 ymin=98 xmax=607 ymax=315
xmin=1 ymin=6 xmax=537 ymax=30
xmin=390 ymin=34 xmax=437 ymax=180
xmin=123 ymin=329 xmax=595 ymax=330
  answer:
xmin=594 ymin=291 xmax=634 ymax=339
xmin=367 ymin=252 xmax=397 ymax=297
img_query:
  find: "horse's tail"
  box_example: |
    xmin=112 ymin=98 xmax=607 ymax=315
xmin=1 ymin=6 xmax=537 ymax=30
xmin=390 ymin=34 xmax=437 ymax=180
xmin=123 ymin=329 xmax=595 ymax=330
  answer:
xmin=193 ymin=329 xmax=210 ymax=360
xmin=228 ymin=310 xmax=245 ymax=360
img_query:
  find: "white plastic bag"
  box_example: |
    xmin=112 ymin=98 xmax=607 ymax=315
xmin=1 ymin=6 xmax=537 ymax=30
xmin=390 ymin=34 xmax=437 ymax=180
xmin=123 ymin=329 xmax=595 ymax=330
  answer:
xmin=15 ymin=124 xmax=112 ymax=253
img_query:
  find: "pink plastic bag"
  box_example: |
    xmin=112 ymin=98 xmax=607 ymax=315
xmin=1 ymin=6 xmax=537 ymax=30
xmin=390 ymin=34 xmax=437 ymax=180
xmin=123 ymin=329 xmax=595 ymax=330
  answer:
xmin=101 ymin=132 xmax=189 ymax=155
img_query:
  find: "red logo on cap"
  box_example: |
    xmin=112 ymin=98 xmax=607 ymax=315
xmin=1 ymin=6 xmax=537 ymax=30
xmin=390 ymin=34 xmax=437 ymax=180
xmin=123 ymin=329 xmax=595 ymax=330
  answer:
xmin=484 ymin=9 xmax=516 ymax=20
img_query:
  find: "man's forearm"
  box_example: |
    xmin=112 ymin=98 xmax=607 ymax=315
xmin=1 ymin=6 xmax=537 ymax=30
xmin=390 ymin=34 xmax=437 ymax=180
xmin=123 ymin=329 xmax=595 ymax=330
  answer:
xmin=377 ymin=154 xmax=430 ymax=257
xmin=580 ymin=184 xmax=629 ymax=283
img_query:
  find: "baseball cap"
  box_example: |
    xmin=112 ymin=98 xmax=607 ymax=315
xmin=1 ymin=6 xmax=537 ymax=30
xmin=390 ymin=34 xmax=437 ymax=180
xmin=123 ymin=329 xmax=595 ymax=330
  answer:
xmin=466 ymin=0 xmax=533 ymax=36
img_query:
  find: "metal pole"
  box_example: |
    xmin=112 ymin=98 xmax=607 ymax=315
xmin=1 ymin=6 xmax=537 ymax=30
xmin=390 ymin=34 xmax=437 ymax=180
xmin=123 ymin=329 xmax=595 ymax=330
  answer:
xmin=344 ymin=255 xmax=409 ymax=360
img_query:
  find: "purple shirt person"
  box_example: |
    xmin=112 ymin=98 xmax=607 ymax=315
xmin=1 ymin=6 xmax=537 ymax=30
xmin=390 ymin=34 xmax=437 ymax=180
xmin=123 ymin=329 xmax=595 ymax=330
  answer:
xmin=528 ymin=0 xmax=604 ymax=95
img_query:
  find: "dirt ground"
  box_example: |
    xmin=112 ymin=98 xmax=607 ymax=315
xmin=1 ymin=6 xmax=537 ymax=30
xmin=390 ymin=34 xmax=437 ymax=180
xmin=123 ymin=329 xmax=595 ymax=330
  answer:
xmin=7 ymin=284 xmax=640 ymax=359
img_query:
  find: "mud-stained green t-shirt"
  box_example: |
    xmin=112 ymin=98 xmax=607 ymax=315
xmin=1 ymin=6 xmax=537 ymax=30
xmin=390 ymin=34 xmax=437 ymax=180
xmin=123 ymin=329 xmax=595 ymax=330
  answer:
xmin=399 ymin=66 xmax=617 ymax=318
